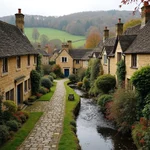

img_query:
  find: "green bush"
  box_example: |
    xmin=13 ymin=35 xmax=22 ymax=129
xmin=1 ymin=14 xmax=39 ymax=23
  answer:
xmin=0 ymin=125 xmax=9 ymax=146
xmin=6 ymin=120 xmax=18 ymax=131
xmin=96 ymin=74 xmax=116 ymax=94
xmin=49 ymin=72 xmax=57 ymax=79
xmin=48 ymin=75 xmax=54 ymax=82
xmin=90 ymin=59 xmax=102 ymax=85
xmin=41 ymin=78 xmax=52 ymax=89
xmin=76 ymin=68 xmax=86 ymax=81
xmin=21 ymin=111 xmax=29 ymax=119
xmin=116 ymin=59 xmax=126 ymax=87
xmin=89 ymin=82 xmax=101 ymax=96
xmin=97 ymin=94 xmax=113 ymax=112
xmin=3 ymin=100 xmax=17 ymax=113
xmin=111 ymin=89 xmax=137 ymax=133
xmin=39 ymin=86 xmax=48 ymax=94
xmin=52 ymin=64 xmax=62 ymax=77
xmin=82 ymin=77 xmax=90 ymax=91
xmin=30 ymin=70 xmax=41 ymax=95
xmin=77 ymin=82 xmax=83 ymax=89
xmin=2 ymin=110 xmax=13 ymax=121
xmin=131 ymin=65 xmax=150 ymax=98
xmin=42 ymin=65 xmax=52 ymax=75
xmin=68 ymin=74 xmax=77 ymax=83
xmin=28 ymin=95 xmax=37 ymax=102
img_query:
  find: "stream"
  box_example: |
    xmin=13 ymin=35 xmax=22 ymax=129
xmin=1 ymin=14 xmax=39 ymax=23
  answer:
xmin=74 ymin=88 xmax=137 ymax=150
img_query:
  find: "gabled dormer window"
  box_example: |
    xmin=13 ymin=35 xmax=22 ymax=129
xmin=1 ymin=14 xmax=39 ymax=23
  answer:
xmin=2 ymin=58 xmax=8 ymax=73
xmin=16 ymin=56 xmax=21 ymax=68
xmin=27 ymin=55 xmax=30 ymax=66
xmin=131 ymin=54 xmax=137 ymax=68
xmin=104 ymin=54 xmax=107 ymax=64
xmin=117 ymin=52 xmax=122 ymax=62
xmin=62 ymin=57 xmax=67 ymax=63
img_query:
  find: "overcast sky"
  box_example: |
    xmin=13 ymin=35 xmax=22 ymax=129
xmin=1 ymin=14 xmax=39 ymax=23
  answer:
xmin=0 ymin=0 xmax=139 ymax=17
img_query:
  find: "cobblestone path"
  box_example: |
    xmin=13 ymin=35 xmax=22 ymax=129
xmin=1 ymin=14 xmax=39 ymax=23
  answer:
xmin=18 ymin=79 xmax=67 ymax=150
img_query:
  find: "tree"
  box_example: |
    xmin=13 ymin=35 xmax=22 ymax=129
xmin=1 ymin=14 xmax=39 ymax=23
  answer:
xmin=85 ymin=31 xmax=101 ymax=48
xmin=32 ymin=28 xmax=40 ymax=42
xmin=40 ymin=34 xmax=49 ymax=47
xmin=123 ymin=19 xmax=141 ymax=31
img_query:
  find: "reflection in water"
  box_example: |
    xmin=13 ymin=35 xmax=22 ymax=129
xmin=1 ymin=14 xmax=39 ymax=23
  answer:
xmin=74 ymin=89 xmax=137 ymax=150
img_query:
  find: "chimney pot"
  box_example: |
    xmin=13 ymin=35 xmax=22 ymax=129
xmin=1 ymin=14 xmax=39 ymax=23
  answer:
xmin=105 ymin=26 xmax=107 ymax=30
xmin=18 ymin=8 xmax=21 ymax=14
xmin=118 ymin=18 xmax=121 ymax=23
xmin=144 ymin=1 xmax=149 ymax=6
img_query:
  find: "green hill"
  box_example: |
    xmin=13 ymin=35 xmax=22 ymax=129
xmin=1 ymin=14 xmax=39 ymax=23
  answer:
xmin=25 ymin=28 xmax=86 ymax=48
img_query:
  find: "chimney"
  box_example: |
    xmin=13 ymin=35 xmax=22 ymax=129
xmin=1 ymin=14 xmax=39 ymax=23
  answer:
xmin=141 ymin=1 xmax=150 ymax=28
xmin=116 ymin=18 xmax=123 ymax=36
xmin=67 ymin=40 xmax=72 ymax=49
xmin=103 ymin=26 xmax=109 ymax=42
xmin=15 ymin=8 xmax=24 ymax=33
xmin=62 ymin=43 xmax=69 ymax=52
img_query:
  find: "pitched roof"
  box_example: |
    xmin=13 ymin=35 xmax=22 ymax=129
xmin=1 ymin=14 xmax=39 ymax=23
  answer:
xmin=119 ymin=35 xmax=137 ymax=52
xmin=69 ymin=49 xmax=93 ymax=59
xmin=125 ymin=21 xmax=150 ymax=54
xmin=0 ymin=21 xmax=38 ymax=58
xmin=37 ymin=49 xmax=50 ymax=56
xmin=82 ymin=51 xmax=92 ymax=60
xmin=124 ymin=24 xmax=140 ymax=35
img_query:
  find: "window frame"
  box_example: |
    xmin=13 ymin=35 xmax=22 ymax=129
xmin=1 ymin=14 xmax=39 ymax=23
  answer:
xmin=16 ymin=56 xmax=21 ymax=69
xmin=76 ymin=60 xmax=80 ymax=64
xmin=104 ymin=54 xmax=107 ymax=64
xmin=62 ymin=57 xmax=67 ymax=63
xmin=2 ymin=57 xmax=8 ymax=73
xmin=131 ymin=54 xmax=137 ymax=68
xmin=27 ymin=55 xmax=30 ymax=66
xmin=117 ymin=52 xmax=122 ymax=62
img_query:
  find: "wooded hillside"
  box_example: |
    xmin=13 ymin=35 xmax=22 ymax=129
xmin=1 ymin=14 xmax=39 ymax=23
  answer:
xmin=0 ymin=10 xmax=140 ymax=36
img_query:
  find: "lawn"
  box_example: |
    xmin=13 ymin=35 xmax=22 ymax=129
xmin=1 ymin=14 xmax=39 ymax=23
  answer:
xmin=25 ymin=28 xmax=86 ymax=48
xmin=38 ymin=82 xmax=57 ymax=101
xmin=0 ymin=112 xmax=43 ymax=150
xmin=58 ymin=81 xmax=80 ymax=150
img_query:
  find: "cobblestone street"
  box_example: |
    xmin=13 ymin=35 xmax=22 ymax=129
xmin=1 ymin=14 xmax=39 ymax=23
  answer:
xmin=18 ymin=79 xmax=67 ymax=150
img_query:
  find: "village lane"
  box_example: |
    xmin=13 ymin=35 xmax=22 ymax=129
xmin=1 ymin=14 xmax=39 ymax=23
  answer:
xmin=19 ymin=79 xmax=67 ymax=150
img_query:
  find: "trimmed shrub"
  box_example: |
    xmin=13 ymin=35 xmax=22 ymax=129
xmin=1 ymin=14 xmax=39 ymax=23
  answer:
xmin=76 ymin=68 xmax=86 ymax=81
xmin=82 ymin=77 xmax=90 ymax=91
xmin=68 ymin=74 xmax=77 ymax=83
xmin=39 ymin=86 xmax=48 ymax=94
xmin=48 ymin=75 xmax=54 ymax=82
xmin=77 ymin=82 xmax=83 ymax=89
xmin=3 ymin=100 xmax=17 ymax=113
xmin=21 ymin=111 xmax=29 ymax=119
xmin=50 ymin=72 xmax=57 ymax=79
xmin=6 ymin=120 xmax=18 ymax=131
xmin=41 ymin=78 xmax=52 ymax=89
xmin=0 ymin=125 xmax=9 ymax=146
xmin=30 ymin=70 xmax=41 ymax=95
xmin=42 ymin=64 xmax=52 ymax=75
xmin=13 ymin=111 xmax=27 ymax=123
xmin=28 ymin=95 xmax=37 ymax=102
xmin=131 ymin=65 xmax=150 ymax=98
xmin=52 ymin=64 xmax=62 ymax=77
xmin=97 ymin=94 xmax=113 ymax=112
xmin=95 ymin=74 xmax=116 ymax=94
xmin=2 ymin=110 xmax=13 ymax=121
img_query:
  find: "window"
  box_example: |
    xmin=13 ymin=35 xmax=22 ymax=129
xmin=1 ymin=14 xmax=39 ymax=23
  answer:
xmin=34 ymin=55 xmax=37 ymax=64
xmin=16 ymin=56 xmax=21 ymax=68
xmin=27 ymin=55 xmax=30 ymax=66
xmin=24 ymin=80 xmax=27 ymax=92
xmin=62 ymin=57 xmax=67 ymax=62
xmin=117 ymin=52 xmax=122 ymax=62
xmin=28 ymin=79 xmax=31 ymax=90
xmin=6 ymin=89 xmax=14 ymax=100
xmin=2 ymin=58 xmax=8 ymax=73
xmin=104 ymin=54 xmax=107 ymax=64
xmin=131 ymin=54 xmax=137 ymax=68
xmin=76 ymin=60 xmax=79 ymax=64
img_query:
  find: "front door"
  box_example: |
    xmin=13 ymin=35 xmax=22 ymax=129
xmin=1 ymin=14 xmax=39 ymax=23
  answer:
xmin=17 ymin=83 xmax=23 ymax=105
xmin=64 ymin=69 xmax=69 ymax=77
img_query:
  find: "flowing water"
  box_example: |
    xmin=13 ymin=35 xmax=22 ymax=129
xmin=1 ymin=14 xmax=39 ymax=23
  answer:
xmin=74 ymin=88 xmax=137 ymax=150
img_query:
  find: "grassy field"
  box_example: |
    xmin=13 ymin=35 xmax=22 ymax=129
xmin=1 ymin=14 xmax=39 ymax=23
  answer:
xmin=25 ymin=28 xmax=86 ymax=48
xmin=58 ymin=80 xmax=80 ymax=150
xmin=0 ymin=112 xmax=43 ymax=150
